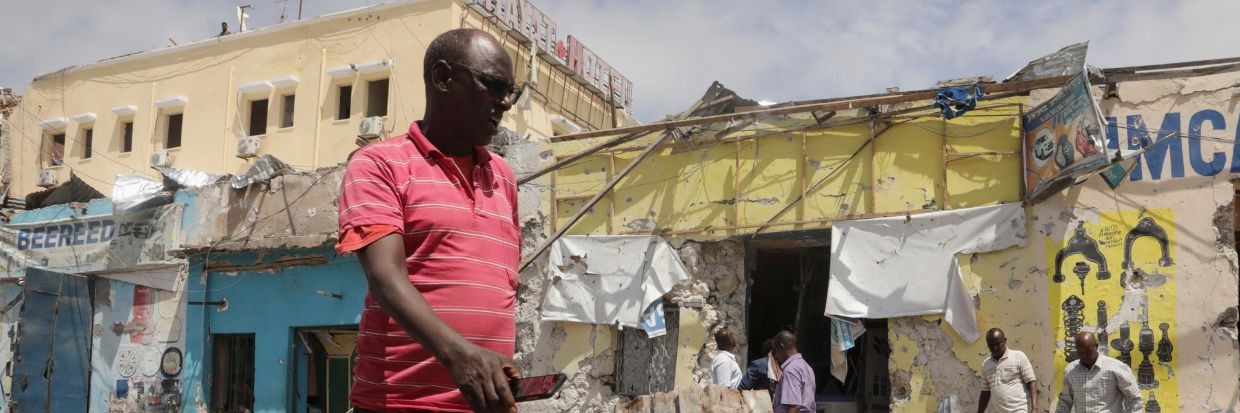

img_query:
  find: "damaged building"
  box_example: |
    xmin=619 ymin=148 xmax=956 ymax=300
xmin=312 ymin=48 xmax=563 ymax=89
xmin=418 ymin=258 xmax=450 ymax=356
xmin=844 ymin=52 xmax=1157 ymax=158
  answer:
xmin=0 ymin=5 xmax=1238 ymax=413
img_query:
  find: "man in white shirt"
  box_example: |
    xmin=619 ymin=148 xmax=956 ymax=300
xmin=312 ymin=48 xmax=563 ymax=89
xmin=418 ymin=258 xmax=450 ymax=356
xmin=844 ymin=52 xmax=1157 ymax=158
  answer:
xmin=978 ymin=328 xmax=1037 ymax=413
xmin=712 ymin=327 xmax=742 ymax=388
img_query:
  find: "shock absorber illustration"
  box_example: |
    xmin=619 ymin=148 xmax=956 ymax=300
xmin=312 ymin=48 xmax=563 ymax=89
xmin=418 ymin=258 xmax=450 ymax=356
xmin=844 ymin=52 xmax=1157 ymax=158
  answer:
xmin=1097 ymin=300 xmax=1110 ymax=355
xmin=1062 ymin=295 xmax=1085 ymax=362
xmin=1137 ymin=296 xmax=1159 ymax=389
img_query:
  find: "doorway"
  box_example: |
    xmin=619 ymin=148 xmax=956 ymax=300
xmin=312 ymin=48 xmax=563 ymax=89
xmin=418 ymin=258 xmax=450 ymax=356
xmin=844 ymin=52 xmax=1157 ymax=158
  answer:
xmin=746 ymin=244 xmax=890 ymax=412
xmin=293 ymin=327 xmax=358 ymax=413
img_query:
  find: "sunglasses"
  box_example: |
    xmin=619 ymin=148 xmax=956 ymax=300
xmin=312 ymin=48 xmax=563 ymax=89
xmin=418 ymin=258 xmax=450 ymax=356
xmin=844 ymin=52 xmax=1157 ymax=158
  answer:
xmin=453 ymin=63 xmax=524 ymax=105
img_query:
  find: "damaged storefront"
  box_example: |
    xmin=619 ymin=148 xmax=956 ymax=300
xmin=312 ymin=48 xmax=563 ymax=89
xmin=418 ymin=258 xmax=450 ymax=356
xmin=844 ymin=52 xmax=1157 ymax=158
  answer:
xmin=0 ymin=53 xmax=1237 ymax=413
xmin=0 ymin=194 xmax=191 ymax=411
xmin=512 ymin=55 xmax=1240 ymax=412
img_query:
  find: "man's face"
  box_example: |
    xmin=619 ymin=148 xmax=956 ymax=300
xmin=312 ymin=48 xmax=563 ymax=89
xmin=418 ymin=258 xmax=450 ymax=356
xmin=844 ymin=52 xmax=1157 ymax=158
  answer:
xmin=1076 ymin=340 xmax=1099 ymax=368
xmin=772 ymin=343 xmax=789 ymax=364
xmin=986 ymin=336 xmax=1006 ymax=360
xmin=446 ymin=39 xmax=516 ymax=146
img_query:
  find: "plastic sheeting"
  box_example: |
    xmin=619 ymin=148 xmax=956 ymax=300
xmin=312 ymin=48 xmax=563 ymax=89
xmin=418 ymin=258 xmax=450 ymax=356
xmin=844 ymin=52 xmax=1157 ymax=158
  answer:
xmin=540 ymin=235 xmax=690 ymax=332
xmin=112 ymin=175 xmax=171 ymax=216
xmin=230 ymin=155 xmax=291 ymax=189
xmin=932 ymin=84 xmax=985 ymax=120
xmin=153 ymin=165 xmax=226 ymax=189
xmin=825 ymin=203 xmax=1027 ymax=343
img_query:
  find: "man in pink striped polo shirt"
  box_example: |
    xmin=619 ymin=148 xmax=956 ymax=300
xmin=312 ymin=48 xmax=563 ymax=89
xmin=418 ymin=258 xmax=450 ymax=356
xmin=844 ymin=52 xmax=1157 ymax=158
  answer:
xmin=337 ymin=28 xmax=525 ymax=413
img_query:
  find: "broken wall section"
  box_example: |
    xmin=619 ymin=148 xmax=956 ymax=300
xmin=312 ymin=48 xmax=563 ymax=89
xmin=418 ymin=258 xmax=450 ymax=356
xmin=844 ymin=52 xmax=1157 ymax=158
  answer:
xmin=511 ymin=238 xmax=748 ymax=412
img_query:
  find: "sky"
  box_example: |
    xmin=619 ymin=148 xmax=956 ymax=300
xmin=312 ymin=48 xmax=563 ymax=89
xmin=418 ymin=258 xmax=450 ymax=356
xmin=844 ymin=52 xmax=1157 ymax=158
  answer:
xmin=2 ymin=1 xmax=1239 ymax=122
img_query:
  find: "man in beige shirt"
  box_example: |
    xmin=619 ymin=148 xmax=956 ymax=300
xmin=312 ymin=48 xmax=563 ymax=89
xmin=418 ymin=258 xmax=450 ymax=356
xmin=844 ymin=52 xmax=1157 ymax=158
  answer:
xmin=978 ymin=328 xmax=1037 ymax=413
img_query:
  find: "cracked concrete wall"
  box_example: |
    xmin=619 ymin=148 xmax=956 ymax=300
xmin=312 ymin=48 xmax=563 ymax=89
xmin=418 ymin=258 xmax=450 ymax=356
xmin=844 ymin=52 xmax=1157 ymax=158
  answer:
xmin=180 ymin=166 xmax=344 ymax=252
xmin=893 ymin=73 xmax=1240 ymax=413
xmin=511 ymin=236 xmax=747 ymax=412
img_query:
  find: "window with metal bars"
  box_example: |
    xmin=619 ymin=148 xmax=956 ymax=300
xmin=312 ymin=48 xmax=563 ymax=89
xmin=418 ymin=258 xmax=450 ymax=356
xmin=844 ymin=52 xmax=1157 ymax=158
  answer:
xmin=211 ymin=333 xmax=256 ymax=413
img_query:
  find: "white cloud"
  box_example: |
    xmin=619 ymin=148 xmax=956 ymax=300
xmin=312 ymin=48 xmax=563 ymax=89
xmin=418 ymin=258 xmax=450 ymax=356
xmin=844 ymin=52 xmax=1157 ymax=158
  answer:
xmin=3 ymin=1 xmax=1239 ymax=123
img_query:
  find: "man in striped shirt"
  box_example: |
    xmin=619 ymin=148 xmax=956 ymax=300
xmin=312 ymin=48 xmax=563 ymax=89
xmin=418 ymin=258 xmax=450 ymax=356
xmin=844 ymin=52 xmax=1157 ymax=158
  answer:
xmin=337 ymin=28 xmax=525 ymax=413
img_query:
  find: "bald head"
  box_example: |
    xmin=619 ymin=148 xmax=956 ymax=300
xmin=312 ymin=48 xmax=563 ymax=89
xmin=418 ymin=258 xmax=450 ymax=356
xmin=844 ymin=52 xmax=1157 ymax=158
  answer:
xmin=421 ymin=28 xmax=516 ymax=150
xmin=986 ymin=328 xmax=1007 ymax=360
xmin=423 ymin=29 xmax=508 ymax=83
xmin=1075 ymin=331 xmax=1100 ymax=368
xmin=772 ymin=331 xmax=797 ymax=364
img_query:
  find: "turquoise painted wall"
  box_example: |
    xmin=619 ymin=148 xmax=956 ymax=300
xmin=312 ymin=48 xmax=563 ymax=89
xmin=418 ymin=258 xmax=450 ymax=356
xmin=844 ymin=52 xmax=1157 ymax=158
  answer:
xmin=183 ymin=245 xmax=366 ymax=412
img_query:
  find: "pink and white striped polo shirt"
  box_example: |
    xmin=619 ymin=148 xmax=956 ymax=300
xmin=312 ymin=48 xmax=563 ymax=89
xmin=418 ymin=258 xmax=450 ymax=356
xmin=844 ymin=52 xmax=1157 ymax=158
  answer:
xmin=337 ymin=121 xmax=520 ymax=412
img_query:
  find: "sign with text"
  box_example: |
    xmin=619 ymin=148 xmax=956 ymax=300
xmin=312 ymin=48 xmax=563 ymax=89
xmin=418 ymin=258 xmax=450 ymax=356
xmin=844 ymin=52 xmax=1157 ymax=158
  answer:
xmin=1024 ymin=71 xmax=1110 ymax=202
xmin=0 ymin=204 xmax=182 ymax=276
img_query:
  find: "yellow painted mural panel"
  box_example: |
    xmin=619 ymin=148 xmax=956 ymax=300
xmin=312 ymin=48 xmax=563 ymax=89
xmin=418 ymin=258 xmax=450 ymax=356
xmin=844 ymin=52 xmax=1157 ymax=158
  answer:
xmin=556 ymin=197 xmax=610 ymax=235
xmin=738 ymin=133 xmax=803 ymax=231
xmin=611 ymin=143 xmax=738 ymax=234
xmin=943 ymin=101 xmax=1023 ymax=154
xmin=873 ymin=118 xmax=945 ymax=213
xmin=945 ymin=155 xmax=1022 ymax=209
xmin=1046 ymin=209 xmax=1178 ymax=410
xmin=803 ymin=123 xmax=873 ymax=219
xmin=553 ymin=155 xmax=611 ymax=198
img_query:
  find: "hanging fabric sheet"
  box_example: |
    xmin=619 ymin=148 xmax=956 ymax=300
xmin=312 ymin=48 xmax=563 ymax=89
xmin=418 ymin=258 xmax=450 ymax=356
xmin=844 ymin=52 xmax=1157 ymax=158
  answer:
xmin=824 ymin=203 xmax=1026 ymax=343
xmin=540 ymin=236 xmax=690 ymax=334
xmin=828 ymin=316 xmax=866 ymax=383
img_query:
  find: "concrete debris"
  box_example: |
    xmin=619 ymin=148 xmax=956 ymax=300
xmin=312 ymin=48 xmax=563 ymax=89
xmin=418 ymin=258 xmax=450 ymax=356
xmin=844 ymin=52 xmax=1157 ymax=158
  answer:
xmin=614 ymin=386 xmax=770 ymax=413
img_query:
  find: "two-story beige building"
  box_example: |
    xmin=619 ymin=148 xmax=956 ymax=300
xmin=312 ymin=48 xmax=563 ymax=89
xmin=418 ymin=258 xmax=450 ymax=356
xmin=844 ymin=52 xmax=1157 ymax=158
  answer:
xmin=5 ymin=0 xmax=632 ymax=199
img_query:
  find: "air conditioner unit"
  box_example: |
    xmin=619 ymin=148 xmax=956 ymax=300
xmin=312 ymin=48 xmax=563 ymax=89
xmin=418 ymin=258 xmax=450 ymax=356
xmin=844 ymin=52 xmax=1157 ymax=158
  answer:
xmin=37 ymin=170 xmax=58 ymax=188
xmin=356 ymin=116 xmax=384 ymax=146
xmin=150 ymin=150 xmax=173 ymax=167
xmin=235 ymin=136 xmax=260 ymax=159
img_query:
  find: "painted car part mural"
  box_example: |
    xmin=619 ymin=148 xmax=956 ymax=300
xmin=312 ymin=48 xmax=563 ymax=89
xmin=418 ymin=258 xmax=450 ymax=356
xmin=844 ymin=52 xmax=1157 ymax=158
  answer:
xmin=1047 ymin=209 xmax=1178 ymax=410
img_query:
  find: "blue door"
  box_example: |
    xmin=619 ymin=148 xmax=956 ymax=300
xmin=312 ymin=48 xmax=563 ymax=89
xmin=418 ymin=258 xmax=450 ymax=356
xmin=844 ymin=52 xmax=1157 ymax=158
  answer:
xmin=9 ymin=267 xmax=92 ymax=412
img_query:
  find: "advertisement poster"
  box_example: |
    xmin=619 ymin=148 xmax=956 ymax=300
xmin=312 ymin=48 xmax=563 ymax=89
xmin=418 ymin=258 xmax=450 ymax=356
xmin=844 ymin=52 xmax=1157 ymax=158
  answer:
xmin=1023 ymin=71 xmax=1110 ymax=202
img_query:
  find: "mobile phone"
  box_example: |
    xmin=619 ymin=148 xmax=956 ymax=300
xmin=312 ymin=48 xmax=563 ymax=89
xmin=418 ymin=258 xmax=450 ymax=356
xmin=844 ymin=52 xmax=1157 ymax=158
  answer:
xmin=509 ymin=373 xmax=568 ymax=402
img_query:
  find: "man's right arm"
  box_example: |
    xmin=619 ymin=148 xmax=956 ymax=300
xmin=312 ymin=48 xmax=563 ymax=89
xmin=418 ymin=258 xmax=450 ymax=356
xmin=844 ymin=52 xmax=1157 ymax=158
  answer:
xmin=1054 ymin=374 xmax=1073 ymax=413
xmin=358 ymin=234 xmax=518 ymax=413
xmin=977 ymin=391 xmax=991 ymax=413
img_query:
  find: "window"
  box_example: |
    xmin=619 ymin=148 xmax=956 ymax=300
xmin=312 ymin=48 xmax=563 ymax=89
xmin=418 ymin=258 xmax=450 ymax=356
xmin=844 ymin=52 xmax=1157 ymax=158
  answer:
xmin=248 ymin=99 xmax=268 ymax=136
xmin=211 ymin=334 xmax=255 ymax=413
xmin=280 ymin=94 xmax=295 ymax=128
xmin=166 ymin=113 xmax=184 ymax=148
xmin=121 ymin=121 xmax=134 ymax=153
xmin=540 ymin=22 xmax=549 ymax=48
xmin=366 ymin=79 xmax=389 ymax=118
xmin=49 ymin=133 xmax=66 ymax=166
xmin=337 ymin=85 xmax=353 ymax=120
xmin=82 ymin=128 xmax=93 ymax=159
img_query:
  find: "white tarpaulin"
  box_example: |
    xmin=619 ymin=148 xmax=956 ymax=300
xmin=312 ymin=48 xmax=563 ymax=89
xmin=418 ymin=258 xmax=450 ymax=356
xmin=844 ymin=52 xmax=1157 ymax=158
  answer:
xmin=540 ymin=235 xmax=690 ymax=331
xmin=825 ymin=203 xmax=1026 ymax=343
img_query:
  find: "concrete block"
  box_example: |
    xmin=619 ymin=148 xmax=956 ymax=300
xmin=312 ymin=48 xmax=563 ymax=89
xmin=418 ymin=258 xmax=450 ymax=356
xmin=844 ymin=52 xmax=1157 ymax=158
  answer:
xmin=720 ymin=387 xmax=746 ymax=412
xmin=616 ymin=394 xmax=652 ymax=413
xmin=651 ymin=390 xmax=678 ymax=413
xmin=702 ymin=384 xmax=738 ymax=413
xmin=676 ymin=385 xmax=704 ymax=413
xmin=742 ymin=390 xmax=773 ymax=413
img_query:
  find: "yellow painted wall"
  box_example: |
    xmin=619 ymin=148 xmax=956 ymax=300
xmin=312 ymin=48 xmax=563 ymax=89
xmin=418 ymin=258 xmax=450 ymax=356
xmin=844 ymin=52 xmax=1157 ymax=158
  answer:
xmin=8 ymin=0 xmax=618 ymax=196
xmin=550 ymin=98 xmax=1025 ymax=237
